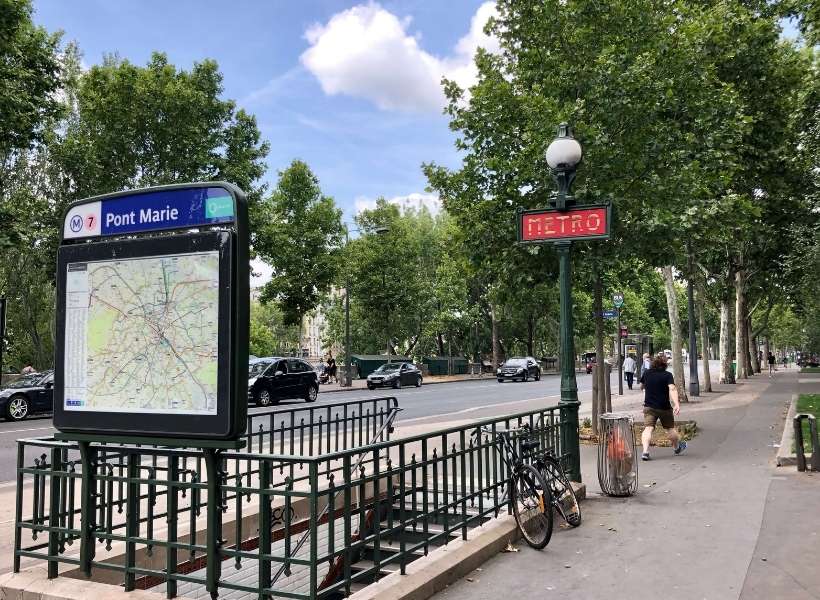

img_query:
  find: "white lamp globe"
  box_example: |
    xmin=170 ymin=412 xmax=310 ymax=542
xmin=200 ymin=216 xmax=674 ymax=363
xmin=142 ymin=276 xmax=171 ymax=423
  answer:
xmin=545 ymin=136 xmax=582 ymax=171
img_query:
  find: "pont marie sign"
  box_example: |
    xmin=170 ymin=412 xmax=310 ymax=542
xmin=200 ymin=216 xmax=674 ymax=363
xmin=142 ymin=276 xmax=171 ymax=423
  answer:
xmin=517 ymin=204 xmax=612 ymax=244
xmin=54 ymin=182 xmax=249 ymax=442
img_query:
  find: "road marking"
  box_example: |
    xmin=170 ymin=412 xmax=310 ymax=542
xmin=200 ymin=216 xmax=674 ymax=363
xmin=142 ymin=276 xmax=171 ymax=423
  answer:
xmin=0 ymin=425 xmax=55 ymax=435
xmin=399 ymin=388 xmax=594 ymax=424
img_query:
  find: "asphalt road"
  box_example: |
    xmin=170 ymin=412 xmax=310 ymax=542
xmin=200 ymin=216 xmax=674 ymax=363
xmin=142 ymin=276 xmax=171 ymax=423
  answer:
xmin=0 ymin=363 xmax=720 ymax=483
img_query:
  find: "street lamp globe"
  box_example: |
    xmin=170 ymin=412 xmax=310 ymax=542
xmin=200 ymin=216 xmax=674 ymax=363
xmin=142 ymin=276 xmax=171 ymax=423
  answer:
xmin=545 ymin=123 xmax=582 ymax=171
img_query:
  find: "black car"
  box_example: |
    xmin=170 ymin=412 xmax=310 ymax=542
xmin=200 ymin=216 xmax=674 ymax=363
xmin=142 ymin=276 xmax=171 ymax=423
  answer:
xmin=248 ymin=358 xmax=319 ymax=406
xmin=367 ymin=363 xmax=423 ymax=390
xmin=497 ymin=357 xmax=541 ymax=382
xmin=0 ymin=371 xmax=54 ymax=421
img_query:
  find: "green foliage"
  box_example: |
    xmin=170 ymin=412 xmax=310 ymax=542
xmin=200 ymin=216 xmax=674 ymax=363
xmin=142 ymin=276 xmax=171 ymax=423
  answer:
xmin=248 ymin=301 xmax=300 ymax=357
xmin=55 ymin=52 xmax=269 ymax=204
xmin=255 ymin=160 xmax=343 ymax=325
xmin=0 ymin=0 xmax=63 ymax=164
xmin=0 ymin=45 xmax=270 ymax=370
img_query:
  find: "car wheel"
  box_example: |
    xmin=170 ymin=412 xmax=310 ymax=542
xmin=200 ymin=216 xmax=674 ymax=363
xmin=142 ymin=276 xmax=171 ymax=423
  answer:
xmin=255 ymin=388 xmax=273 ymax=407
xmin=535 ymin=370 xmax=541 ymax=381
xmin=416 ymin=376 xmax=422 ymax=387
xmin=305 ymin=385 xmax=318 ymax=403
xmin=393 ymin=378 xmax=402 ymax=390
xmin=367 ymin=383 xmax=375 ymax=390
xmin=522 ymin=372 xmax=529 ymax=382
xmin=6 ymin=395 xmax=29 ymax=421
xmin=497 ymin=378 xmax=504 ymax=383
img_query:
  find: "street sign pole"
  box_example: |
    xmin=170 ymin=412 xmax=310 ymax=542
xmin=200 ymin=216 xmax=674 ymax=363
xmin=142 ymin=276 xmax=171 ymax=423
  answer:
xmin=613 ymin=293 xmax=624 ymax=395
xmin=617 ymin=307 xmax=623 ymax=395
xmin=0 ymin=297 xmax=5 ymax=385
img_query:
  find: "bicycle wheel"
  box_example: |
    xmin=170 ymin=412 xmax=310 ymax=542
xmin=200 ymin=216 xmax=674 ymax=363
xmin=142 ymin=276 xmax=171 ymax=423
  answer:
xmin=510 ymin=463 xmax=553 ymax=549
xmin=539 ymin=456 xmax=581 ymax=527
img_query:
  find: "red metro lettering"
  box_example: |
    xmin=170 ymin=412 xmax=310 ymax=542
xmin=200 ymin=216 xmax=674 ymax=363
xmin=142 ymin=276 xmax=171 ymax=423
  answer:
xmin=521 ymin=207 xmax=608 ymax=241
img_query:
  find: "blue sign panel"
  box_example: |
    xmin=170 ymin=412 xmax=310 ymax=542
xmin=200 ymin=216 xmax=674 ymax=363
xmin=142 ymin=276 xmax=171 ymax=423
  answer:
xmin=602 ymin=309 xmax=618 ymax=319
xmin=63 ymin=186 xmax=235 ymax=239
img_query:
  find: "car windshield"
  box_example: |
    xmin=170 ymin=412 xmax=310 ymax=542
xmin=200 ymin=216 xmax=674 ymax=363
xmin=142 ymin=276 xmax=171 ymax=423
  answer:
xmin=505 ymin=359 xmax=527 ymax=367
xmin=376 ymin=363 xmax=402 ymax=373
xmin=6 ymin=374 xmax=44 ymax=388
xmin=248 ymin=361 xmax=272 ymax=377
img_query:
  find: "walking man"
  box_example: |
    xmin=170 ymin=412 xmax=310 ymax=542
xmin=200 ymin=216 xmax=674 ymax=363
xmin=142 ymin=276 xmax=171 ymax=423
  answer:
xmin=767 ymin=352 xmax=776 ymax=377
xmin=623 ymin=354 xmax=637 ymax=390
xmin=639 ymin=354 xmax=686 ymax=461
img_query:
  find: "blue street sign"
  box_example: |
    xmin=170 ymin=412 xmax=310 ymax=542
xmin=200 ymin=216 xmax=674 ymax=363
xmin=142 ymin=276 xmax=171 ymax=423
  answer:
xmin=602 ymin=309 xmax=617 ymax=319
xmin=63 ymin=186 xmax=235 ymax=239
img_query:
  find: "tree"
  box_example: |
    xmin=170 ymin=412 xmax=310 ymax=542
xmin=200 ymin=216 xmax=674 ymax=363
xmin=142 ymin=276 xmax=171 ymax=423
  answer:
xmin=249 ymin=301 xmax=300 ymax=357
xmin=0 ymin=0 xmax=62 ymax=167
xmin=1 ymin=47 xmax=270 ymax=369
xmin=255 ymin=160 xmax=343 ymax=327
xmin=53 ymin=51 xmax=269 ymax=213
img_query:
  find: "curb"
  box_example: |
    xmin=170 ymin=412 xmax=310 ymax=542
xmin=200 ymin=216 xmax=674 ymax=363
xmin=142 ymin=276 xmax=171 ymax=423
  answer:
xmin=776 ymin=394 xmax=797 ymax=467
xmin=349 ymin=482 xmax=585 ymax=600
xmin=319 ymin=372 xmax=563 ymax=394
xmin=0 ymin=567 xmax=195 ymax=600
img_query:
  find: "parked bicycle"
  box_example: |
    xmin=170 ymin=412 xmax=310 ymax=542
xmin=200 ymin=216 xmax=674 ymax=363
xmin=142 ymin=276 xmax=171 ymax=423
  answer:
xmin=476 ymin=423 xmax=581 ymax=549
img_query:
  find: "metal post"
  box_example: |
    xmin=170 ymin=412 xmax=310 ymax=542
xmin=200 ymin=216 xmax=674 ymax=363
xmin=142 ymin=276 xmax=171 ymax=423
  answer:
xmin=47 ymin=447 xmax=63 ymax=579
xmin=687 ymin=246 xmax=700 ymax=396
xmin=203 ymin=448 xmax=225 ymax=600
xmin=344 ymin=229 xmax=352 ymax=387
xmin=78 ymin=441 xmax=97 ymax=578
xmin=617 ymin=308 xmax=623 ymax=395
xmin=557 ymin=241 xmax=581 ymax=482
xmin=0 ymin=297 xmax=6 ymax=383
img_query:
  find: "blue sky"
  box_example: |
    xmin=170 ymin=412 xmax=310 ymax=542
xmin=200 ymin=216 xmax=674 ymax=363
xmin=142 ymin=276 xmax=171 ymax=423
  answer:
xmin=33 ymin=1 xmax=496 ymax=221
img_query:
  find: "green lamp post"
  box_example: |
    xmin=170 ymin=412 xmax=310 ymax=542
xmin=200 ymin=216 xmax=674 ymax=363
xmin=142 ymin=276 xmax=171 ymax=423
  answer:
xmin=546 ymin=123 xmax=583 ymax=481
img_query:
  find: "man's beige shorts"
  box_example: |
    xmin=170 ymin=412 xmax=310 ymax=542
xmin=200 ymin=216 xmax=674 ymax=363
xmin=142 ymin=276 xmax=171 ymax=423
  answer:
xmin=643 ymin=407 xmax=675 ymax=429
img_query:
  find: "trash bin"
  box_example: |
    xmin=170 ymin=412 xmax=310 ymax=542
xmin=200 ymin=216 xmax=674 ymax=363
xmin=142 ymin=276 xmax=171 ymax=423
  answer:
xmin=731 ymin=360 xmax=736 ymax=377
xmin=597 ymin=413 xmax=638 ymax=497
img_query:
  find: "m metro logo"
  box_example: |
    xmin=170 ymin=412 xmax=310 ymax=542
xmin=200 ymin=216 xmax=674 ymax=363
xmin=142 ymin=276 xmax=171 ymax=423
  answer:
xmin=63 ymin=201 xmax=102 ymax=239
xmin=518 ymin=205 xmax=610 ymax=243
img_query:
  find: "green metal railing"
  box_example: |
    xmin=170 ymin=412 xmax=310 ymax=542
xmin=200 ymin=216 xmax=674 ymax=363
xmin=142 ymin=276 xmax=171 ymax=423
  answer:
xmin=14 ymin=400 xmax=580 ymax=599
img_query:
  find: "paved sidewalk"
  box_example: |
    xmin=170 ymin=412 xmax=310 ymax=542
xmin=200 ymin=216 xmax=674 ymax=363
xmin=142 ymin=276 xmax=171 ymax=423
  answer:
xmin=436 ymin=371 xmax=819 ymax=600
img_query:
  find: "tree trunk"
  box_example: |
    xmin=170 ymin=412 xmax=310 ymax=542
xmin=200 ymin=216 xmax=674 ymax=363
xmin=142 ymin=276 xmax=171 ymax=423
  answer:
xmin=734 ymin=271 xmax=748 ymax=379
xmin=662 ymin=266 xmax=688 ymax=402
xmin=436 ymin=331 xmax=445 ymax=356
xmin=748 ymin=321 xmax=760 ymax=375
xmin=719 ymin=298 xmax=735 ymax=384
xmin=593 ymin=265 xmax=606 ymax=424
xmin=491 ymin=306 xmax=500 ymax=369
xmin=697 ymin=286 xmax=712 ymax=392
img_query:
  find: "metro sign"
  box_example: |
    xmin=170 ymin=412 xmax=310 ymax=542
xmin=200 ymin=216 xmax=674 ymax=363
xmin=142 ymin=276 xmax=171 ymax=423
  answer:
xmin=517 ymin=204 xmax=611 ymax=243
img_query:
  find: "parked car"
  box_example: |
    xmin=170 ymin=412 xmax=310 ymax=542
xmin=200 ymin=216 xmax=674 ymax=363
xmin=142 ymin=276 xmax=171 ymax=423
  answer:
xmin=497 ymin=357 xmax=541 ymax=382
xmin=367 ymin=363 xmax=422 ymax=390
xmin=248 ymin=358 xmax=319 ymax=406
xmin=0 ymin=370 xmax=54 ymax=421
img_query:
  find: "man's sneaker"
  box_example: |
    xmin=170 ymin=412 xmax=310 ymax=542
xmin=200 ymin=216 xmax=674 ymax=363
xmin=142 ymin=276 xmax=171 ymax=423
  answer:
xmin=674 ymin=440 xmax=688 ymax=455
xmin=641 ymin=452 xmax=651 ymax=461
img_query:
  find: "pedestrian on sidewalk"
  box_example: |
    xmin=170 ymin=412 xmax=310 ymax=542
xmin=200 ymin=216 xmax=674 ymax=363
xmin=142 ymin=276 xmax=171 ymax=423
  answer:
xmin=767 ymin=352 xmax=776 ymax=377
xmin=326 ymin=353 xmax=338 ymax=383
xmin=623 ymin=354 xmax=637 ymax=390
xmin=782 ymin=354 xmax=788 ymax=370
xmin=639 ymin=353 xmax=651 ymax=386
xmin=639 ymin=354 xmax=686 ymax=461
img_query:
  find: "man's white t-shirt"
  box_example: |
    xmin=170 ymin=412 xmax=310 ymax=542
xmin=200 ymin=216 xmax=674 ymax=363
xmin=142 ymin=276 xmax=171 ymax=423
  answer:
xmin=623 ymin=356 xmax=637 ymax=373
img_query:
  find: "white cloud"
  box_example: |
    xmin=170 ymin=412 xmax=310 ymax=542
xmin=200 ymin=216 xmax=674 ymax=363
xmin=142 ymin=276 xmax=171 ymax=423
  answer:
xmin=300 ymin=2 xmax=498 ymax=113
xmin=355 ymin=192 xmax=441 ymax=215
